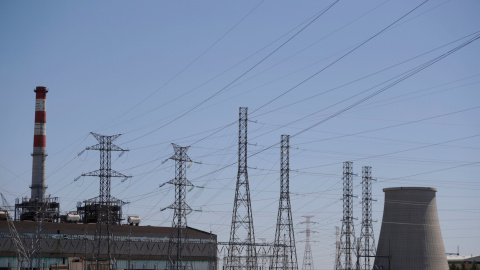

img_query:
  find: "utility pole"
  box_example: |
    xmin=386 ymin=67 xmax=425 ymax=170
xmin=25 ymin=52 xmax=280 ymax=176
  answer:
xmin=299 ymin=216 xmax=316 ymax=270
xmin=227 ymin=107 xmax=257 ymax=270
xmin=358 ymin=166 xmax=376 ymax=270
xmin=166 ymin=143 xmax=193 ymax=270
xmin=81 ymin=132 xmax=131 ymax=265
xmin=272 ymin=135 xmax=298 ymax=270
xmin=338 ymin=161 xmax=356 ymax=270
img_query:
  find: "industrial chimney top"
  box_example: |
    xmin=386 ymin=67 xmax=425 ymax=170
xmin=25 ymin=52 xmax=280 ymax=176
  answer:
xmin=383 ymin=186 xmax=437 ymax=192
xmin=34 ymin=86 xmax=48 ymax=92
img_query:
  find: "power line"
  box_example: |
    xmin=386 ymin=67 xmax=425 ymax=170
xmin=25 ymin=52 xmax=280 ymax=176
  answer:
xmin=290 ymin=33 xmax=480 ymax=139
xmin=251 ymin=0 xmax=429 ymax=115
xmin=98 ymin=0 xmax=266 ymax=133
xmin=121 ymin=0 xmax=341 ymax=145
xmin=295 ymin=133 xmax=480 ymax=172
xmin=251 ymin=31 xmax=480 ymax=120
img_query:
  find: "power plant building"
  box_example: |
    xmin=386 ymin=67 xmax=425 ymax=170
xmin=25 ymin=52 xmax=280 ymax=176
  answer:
xmin=2 ymin=87 xmax=459 ymax=270
xmin=0 ymin=221 xmax=216 ymax=269
xmin=0 ymin=86 xmax=217 ymax=270
xmin=374 ymin=187 xmax=448 ymax=270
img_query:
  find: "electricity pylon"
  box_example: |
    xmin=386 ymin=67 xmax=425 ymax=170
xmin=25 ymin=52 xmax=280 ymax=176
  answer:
xmin=338 ymin=161 xmax=357 ymax=270
xmin=208 ymin=231 xmax=217 ymax=270
xmin=227 ymin=107 xmax=257 ymax=270
xmin=81 ymin=132 xmax=131 ymax=264
xmin=271 ymin=135 xmax=298 ymax=270
xmin=334 ymin=226 xmax=341 ymax=270
xmin=358 ymin=166 xmax=376 ymax=270
xmin=166 ymin=143 xmax=193 ymax=270
xmin=300 ymin=216 xmax=316 ymax=270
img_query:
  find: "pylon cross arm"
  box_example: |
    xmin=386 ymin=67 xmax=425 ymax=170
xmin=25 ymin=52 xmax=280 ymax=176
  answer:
xmin=82 ymin=169 xmax=130 ymax=178
xmin=86 ymin=143 xmax=126 ymax=152
xmin=90 ymin=132 xmax=121 ymax=141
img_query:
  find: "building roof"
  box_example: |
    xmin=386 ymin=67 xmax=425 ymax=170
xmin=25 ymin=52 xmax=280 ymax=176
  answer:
xmin=447 ymin=255 xmax=480 ymax=263
xmin=0 ymin=220 xmax=216 ymax=239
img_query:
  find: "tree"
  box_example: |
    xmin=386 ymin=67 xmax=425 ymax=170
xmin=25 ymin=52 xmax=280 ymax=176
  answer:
xmin=450 ymin=263 xmax=460 ymax=270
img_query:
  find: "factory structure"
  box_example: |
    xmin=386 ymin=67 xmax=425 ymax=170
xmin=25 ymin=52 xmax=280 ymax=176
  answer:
xmin=0 ymin=222 xmax=215 ymax=270
xmin=14 ymin=86 xmax=60 ymax=223
xmin=374 ymin=187 xmax=448 ymax=270
xmin=0 ymin=86 xmax=475 ymax=270
xmin=0 ymin=86 xmax=216 ymax=270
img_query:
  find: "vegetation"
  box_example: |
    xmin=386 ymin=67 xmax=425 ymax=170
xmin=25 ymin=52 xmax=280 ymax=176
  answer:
xmin=450 ymin=263 xmax=460 ymax=270
xmin=450 ymin=261 xmax=479 ymax=270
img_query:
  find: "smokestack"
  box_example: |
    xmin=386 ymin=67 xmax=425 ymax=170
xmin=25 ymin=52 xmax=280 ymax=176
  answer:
xmin=374 ymin=187 xmax=448 ymax=270
xmin=31 ymin=86 xmax=48 ymax=201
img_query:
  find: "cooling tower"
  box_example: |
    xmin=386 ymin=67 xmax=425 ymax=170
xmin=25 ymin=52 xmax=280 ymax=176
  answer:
xmin=373 ymin=187 xmax=447 ymax=270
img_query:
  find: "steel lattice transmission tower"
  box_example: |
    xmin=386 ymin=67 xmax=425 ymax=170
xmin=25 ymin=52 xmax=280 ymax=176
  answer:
xmin=272 ymin=135 xmax=298 ymax=270
xmin=337 ymin=161 xmax=357 ymax=270
xmin=227 ymin=107 xmax=257 ymax=270
xmin=257 ymin=238 xmax=268 ymax=270
xmin=82 ymin=132 xmax=131 ymax=262
xmin=127 ymin=226 xmax=132 ymax=270
xmin=1 ymin=193 xmax=28 ymax=268
xmin=208 ymin=231 xmax=217 ymax=270
xmin=300 ymin=216 xmax=316 ymax=270
xmin=358 ymin=166 xmax=376 ymax=270
xmin=334 ymin=226 xmax=341 ymax=270
xmin=166 ymin=143 xmax=193 ymax=270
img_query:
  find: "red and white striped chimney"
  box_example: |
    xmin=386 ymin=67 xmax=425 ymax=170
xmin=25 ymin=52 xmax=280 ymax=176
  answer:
xmin=31 ymin=86 xmax=48 ymax=201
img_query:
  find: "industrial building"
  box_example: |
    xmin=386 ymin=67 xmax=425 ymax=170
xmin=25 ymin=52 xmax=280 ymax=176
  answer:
xmin=0 ymin=86 xmax=216 ymax=270
xmin=0 ymin=221 xmax=216 ymax=270
xmin=447 ymin=255 xmax=480 ymax=268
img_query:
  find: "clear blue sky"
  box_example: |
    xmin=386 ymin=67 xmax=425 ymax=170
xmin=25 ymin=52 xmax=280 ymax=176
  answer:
xmin=1 ymin=1 xmax=479 ymax=269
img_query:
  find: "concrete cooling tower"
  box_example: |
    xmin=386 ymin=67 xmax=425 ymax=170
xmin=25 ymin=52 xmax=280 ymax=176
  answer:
xmin=373 ymin=187 xmax=448 ymax=270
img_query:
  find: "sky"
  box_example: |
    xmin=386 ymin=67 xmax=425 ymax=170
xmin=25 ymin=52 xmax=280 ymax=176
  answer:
xmin=1 ymin=0 xmax=479 ymax=269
